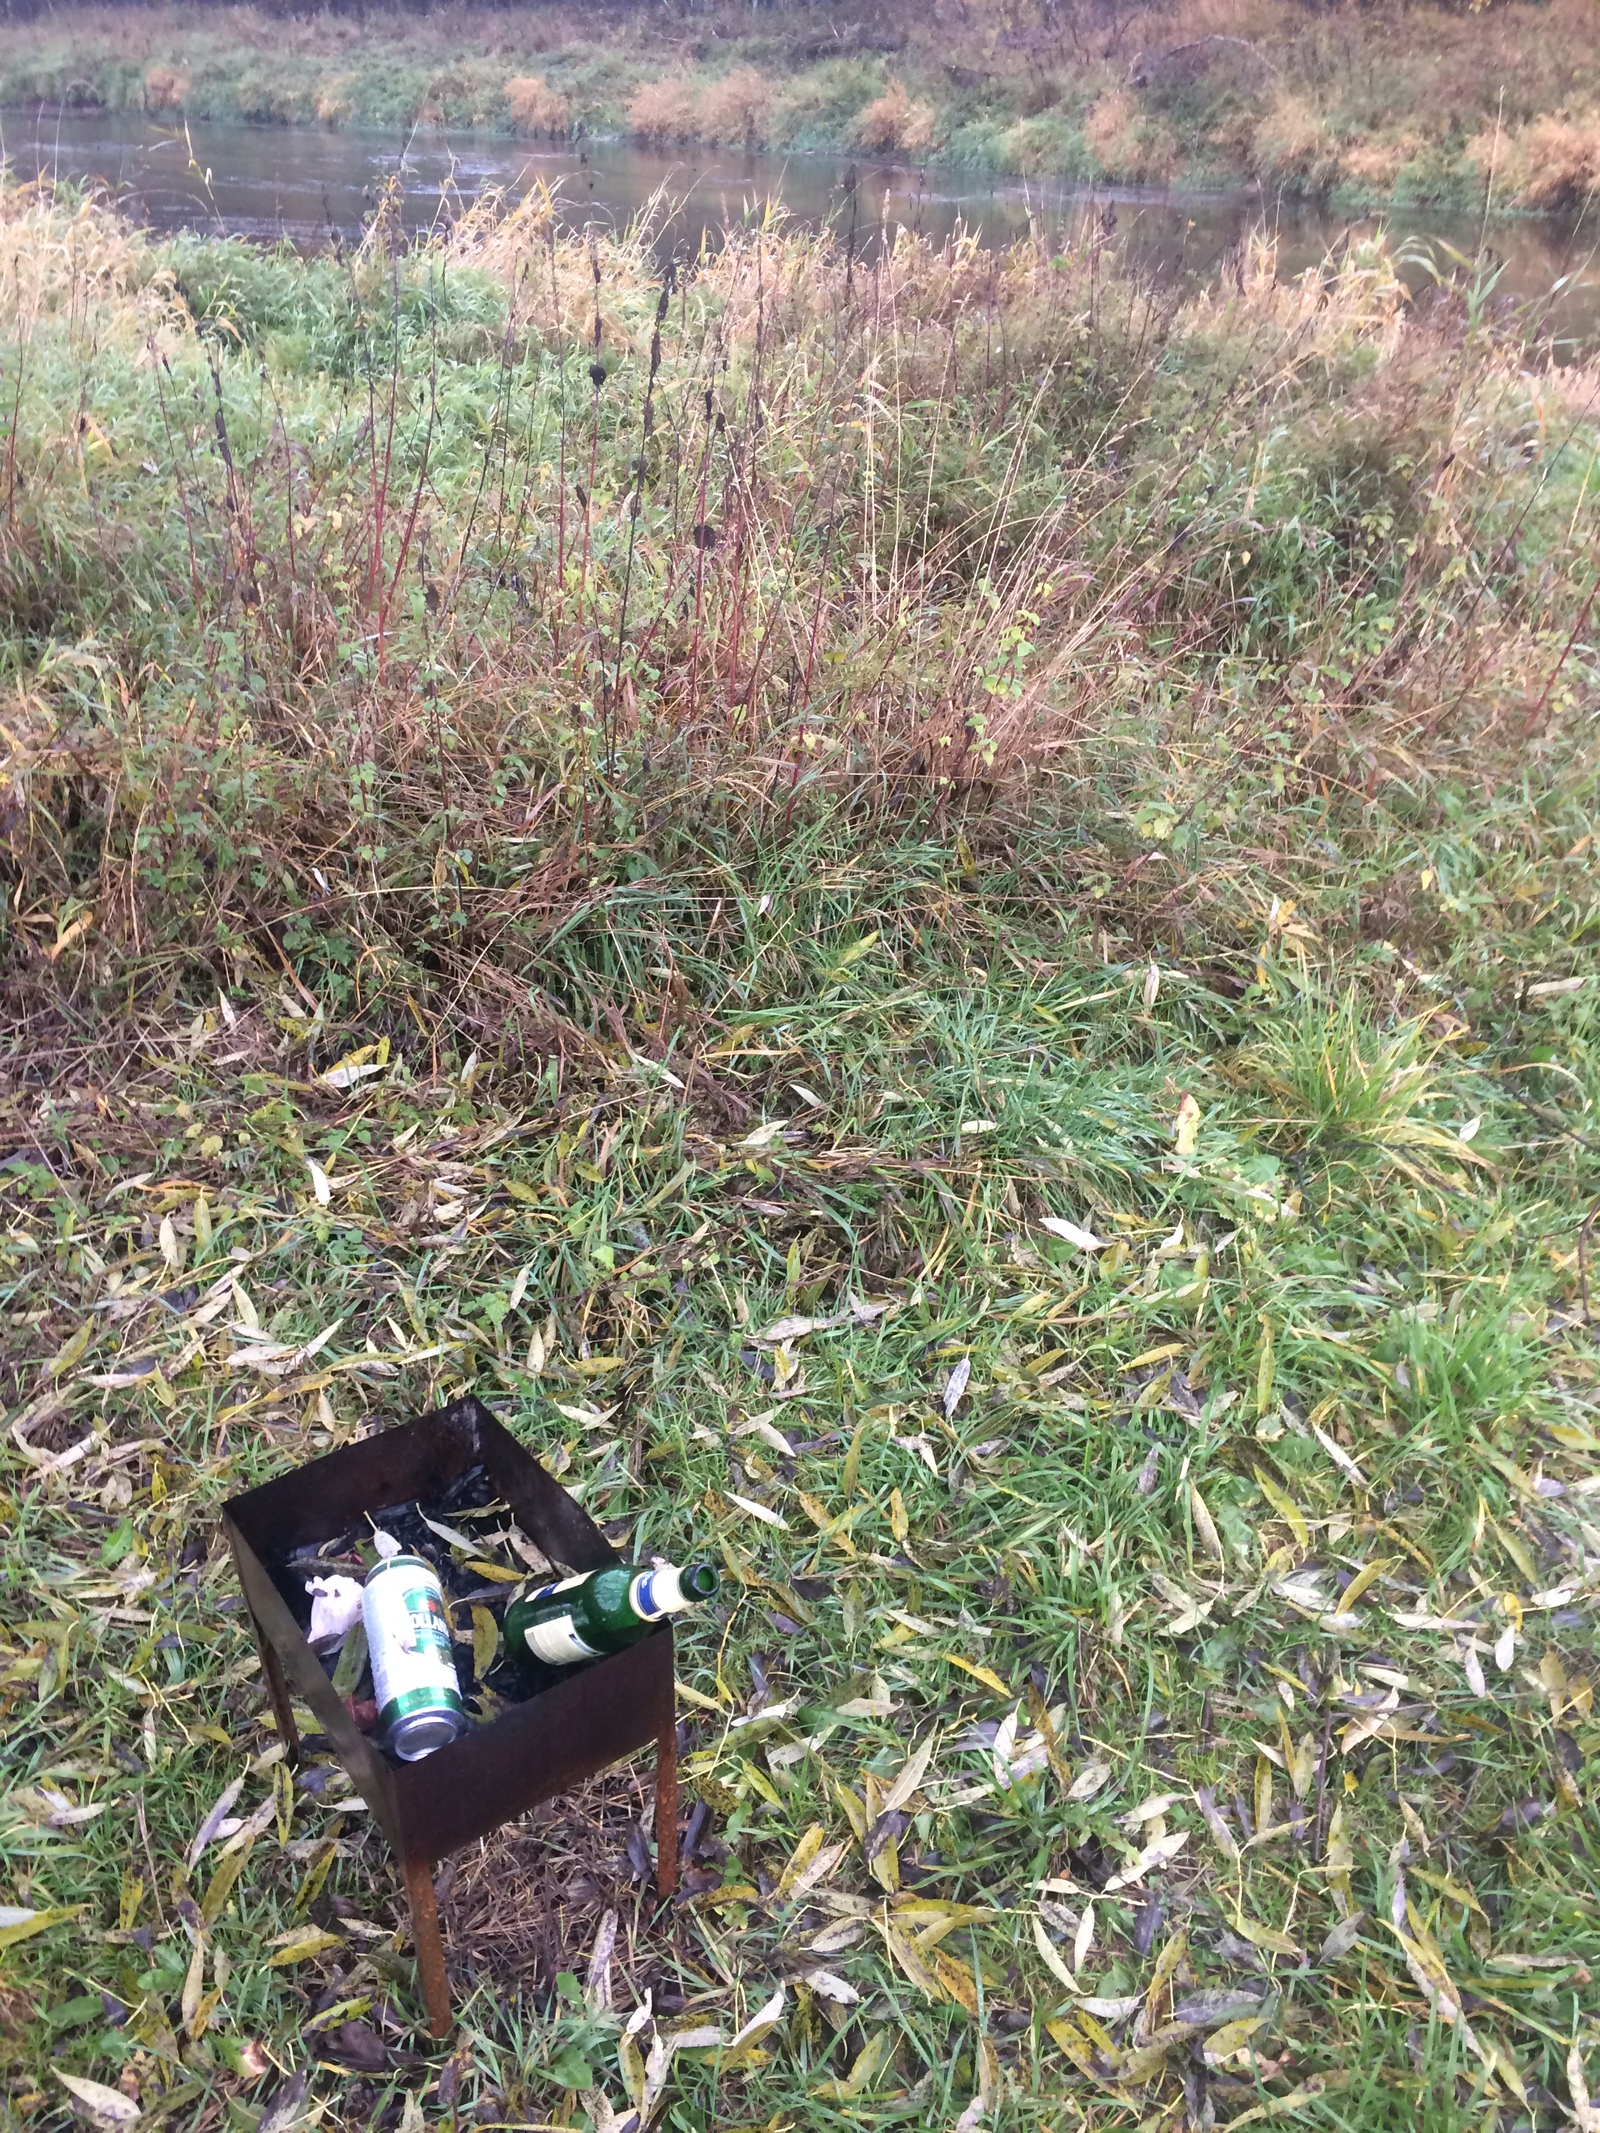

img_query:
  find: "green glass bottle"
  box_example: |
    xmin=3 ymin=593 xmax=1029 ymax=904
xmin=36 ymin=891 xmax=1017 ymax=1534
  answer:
xmin=502 ymin=1560 xmax=720 ymax=1668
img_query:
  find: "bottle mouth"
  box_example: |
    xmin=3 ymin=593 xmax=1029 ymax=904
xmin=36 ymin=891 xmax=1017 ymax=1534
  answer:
xmin=680 ymin=1561 xmax=720 ymax=1601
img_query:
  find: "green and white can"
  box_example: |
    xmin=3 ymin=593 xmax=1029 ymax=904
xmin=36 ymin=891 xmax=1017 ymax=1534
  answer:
xmin=362 ymin=1554 xmax=466 ymax=1760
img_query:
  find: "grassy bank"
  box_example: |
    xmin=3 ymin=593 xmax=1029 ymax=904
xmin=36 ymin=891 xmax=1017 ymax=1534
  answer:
xmin=2 ymin=174 xmax=1600 ymax=2132
xmin=5 ymin=0 xmax=1600 ymax=209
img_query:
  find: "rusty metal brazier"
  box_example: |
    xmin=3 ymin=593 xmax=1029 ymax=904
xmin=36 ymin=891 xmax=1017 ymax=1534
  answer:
xmin=223 ymin=1394 xmax=678 ymax=2035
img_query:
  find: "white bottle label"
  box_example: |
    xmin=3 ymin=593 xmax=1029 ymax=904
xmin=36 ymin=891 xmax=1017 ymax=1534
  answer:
xmin=524 ymin=1612 xmax=601 ymax=1665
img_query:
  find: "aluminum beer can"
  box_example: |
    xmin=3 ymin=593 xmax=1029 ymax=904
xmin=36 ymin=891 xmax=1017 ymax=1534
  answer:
xmin=362 ymin=1554 xmax=466 ymax=1760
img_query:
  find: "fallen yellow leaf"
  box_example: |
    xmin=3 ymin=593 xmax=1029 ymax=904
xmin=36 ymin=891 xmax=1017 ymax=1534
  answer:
xmin=944 ymin=1652 xmax=1009 ymax=1697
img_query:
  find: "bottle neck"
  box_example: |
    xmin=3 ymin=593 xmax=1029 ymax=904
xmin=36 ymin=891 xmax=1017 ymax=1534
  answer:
xmin=630 ymin=1566 xmax=694 ymax=1620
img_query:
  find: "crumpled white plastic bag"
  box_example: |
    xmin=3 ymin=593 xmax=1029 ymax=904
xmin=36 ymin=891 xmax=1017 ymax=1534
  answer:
xmin=305 ymin=1574 xmax=364 ymax=1649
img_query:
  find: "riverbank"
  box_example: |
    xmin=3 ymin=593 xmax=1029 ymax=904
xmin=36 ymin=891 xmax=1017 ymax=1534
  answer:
xmin=4 ymin=0 xmax=1599 ymax=211
xmin=3 ymin=170 xmax=1599 ymax=2129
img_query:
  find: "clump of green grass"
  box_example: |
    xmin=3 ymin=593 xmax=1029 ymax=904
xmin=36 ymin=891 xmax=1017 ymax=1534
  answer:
xmin=1238 ymin=989 xmax=1475 ymax=1182
xmin=1 ymin=175 xmax=1599 ymax=2133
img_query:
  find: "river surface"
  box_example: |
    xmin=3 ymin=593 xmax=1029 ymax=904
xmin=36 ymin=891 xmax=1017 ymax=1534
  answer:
xmin=4 ymin=110 xmax=1596 ymax=348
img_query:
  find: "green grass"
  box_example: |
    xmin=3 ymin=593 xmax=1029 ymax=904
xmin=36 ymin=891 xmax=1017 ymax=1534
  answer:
xmin=1 ymin=175 xmax=1599 ymax=2132
xmin=5 ymin=842 xmax=1598 ymax=2133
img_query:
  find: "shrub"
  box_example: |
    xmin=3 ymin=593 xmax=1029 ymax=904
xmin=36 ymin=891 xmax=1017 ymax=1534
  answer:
xmin=232 ymin=73 xmax=315 ymax=125
xmin=776 ymin=55 xmax=879 ymax=148
xmin=504 ymin=73 xmax=571 ymax=137
xmin=1338 ymin=138 xmax=1415 ymax=198
xmin=1083 ymin=87 xmax=1179 ymax=184
xmin=698 ymin=66 xmax=775 ymax=149
xmin=420 ymin=62 xmax=504 ymax=128
xmin=1469 ymin=112 xmax=1600 ymax=210
xmin=629 ymin=76 xmax=698 ymax=144
xmin=143 ymin=65 xmax=189 ymax=111
xmin=944 ymin=116 xmax=1012 ymax=169
xmin=1252 ymin=93 xmax=1339 ymax=193
xmin=853 ymin=79 xmax=937 ymax=157
xmin=996 ymin=111 xmax=1092 ymax=180
xmin=314 ymin=79 xmax=355 ymax=126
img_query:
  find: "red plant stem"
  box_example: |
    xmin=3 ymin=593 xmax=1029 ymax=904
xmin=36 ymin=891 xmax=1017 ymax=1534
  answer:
xmin=367 ymin=331 xmax=400 ymax=627
xmin=552 ymin=229 xmax=567 ymax=658
xmin=799 ymin=504 xmax=839 ymax=713
xmin=738 ymin=477 xmax=816 ymax=722
xmin=725 ymin=519 xmax=744 ymax=711
xmin=279 ymin=416 xmax=297 ymax=583
xmin=379 ymin=401 xmax=436 ymax=665
xmin=152 ymin=353 xmax=203 ymax=614
xmin=1523 ymin=568 xmax=1600 ymax=738
xmin=365 ymin=381 xmax=381 ymax=613
xmin=2 ymin=346 xmax=22 ymax=527
xmin=554 ymin=389 xmax=568 ymax=658
xmin=576 ymin=393 xmax=599 ymax=649
xmin=780 ymin=751 xmax=804 ymax=836
xmin=688 ymin=412 xmax=713 ymax=719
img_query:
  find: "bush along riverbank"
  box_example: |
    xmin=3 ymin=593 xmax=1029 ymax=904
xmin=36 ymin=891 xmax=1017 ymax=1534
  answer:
xmin=4 ymin=0 xmax=1600 ymax=210
xmin=2 ymin=167 xmax=1599 ymax=2127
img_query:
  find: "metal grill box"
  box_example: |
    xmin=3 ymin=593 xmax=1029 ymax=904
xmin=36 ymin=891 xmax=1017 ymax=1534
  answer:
xmin=222 ymin=1393 xmax=678 ymax=2034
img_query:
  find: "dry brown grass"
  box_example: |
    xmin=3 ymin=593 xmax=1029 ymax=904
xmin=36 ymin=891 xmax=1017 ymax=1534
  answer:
xmin=0 ymin=182 xmax=165 ymax=343
xmin=697 ymin=64 xmax=777 ymax=148
xmin=1251 ymin=91 xmax=1338 ymax=190
xmin=1189 ymin=229 xmax=1410 ymax=364
xmin=853 ymin=78 xmax=937 ymax=157
xmin=1123 ymin=0 xmax=1279 ymax=45
xmin=1340 ymin=136 xmax=1417 ymax=192
xmin=142 ymin=62 xmax=188 ymax=110
xmin=440 ymin=1769 xmax=661 ymax=1998
xmin=627 ymin=74 xmax=699 ymax=144
xmin=314 ymin=77 xmax=355 ymax=126
xmin=504 ymin=71 xmax=571 ymax=137
xmin=1469 ymin=109 xmax=1600 ymax=210
xmin=1083 ymin=86 xmax=1178 ymax=184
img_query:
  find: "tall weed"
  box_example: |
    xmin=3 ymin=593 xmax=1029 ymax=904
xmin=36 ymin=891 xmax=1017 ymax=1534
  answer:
xmin=0 ymin=178 xmax=1595 ymax=1060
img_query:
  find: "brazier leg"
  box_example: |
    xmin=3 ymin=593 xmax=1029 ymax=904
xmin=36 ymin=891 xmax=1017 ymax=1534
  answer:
xmin=402 ymin=1852 xmax=452 ymax=2039
xmin=253 ymin=1621 xmax=300 ymax=1761
xmin=655 ymin=1725 xmax=679 ymax=1901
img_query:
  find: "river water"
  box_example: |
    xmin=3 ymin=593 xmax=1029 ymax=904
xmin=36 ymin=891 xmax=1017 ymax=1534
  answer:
xmin=3 ymin=110 xmax=1596 ymax=348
